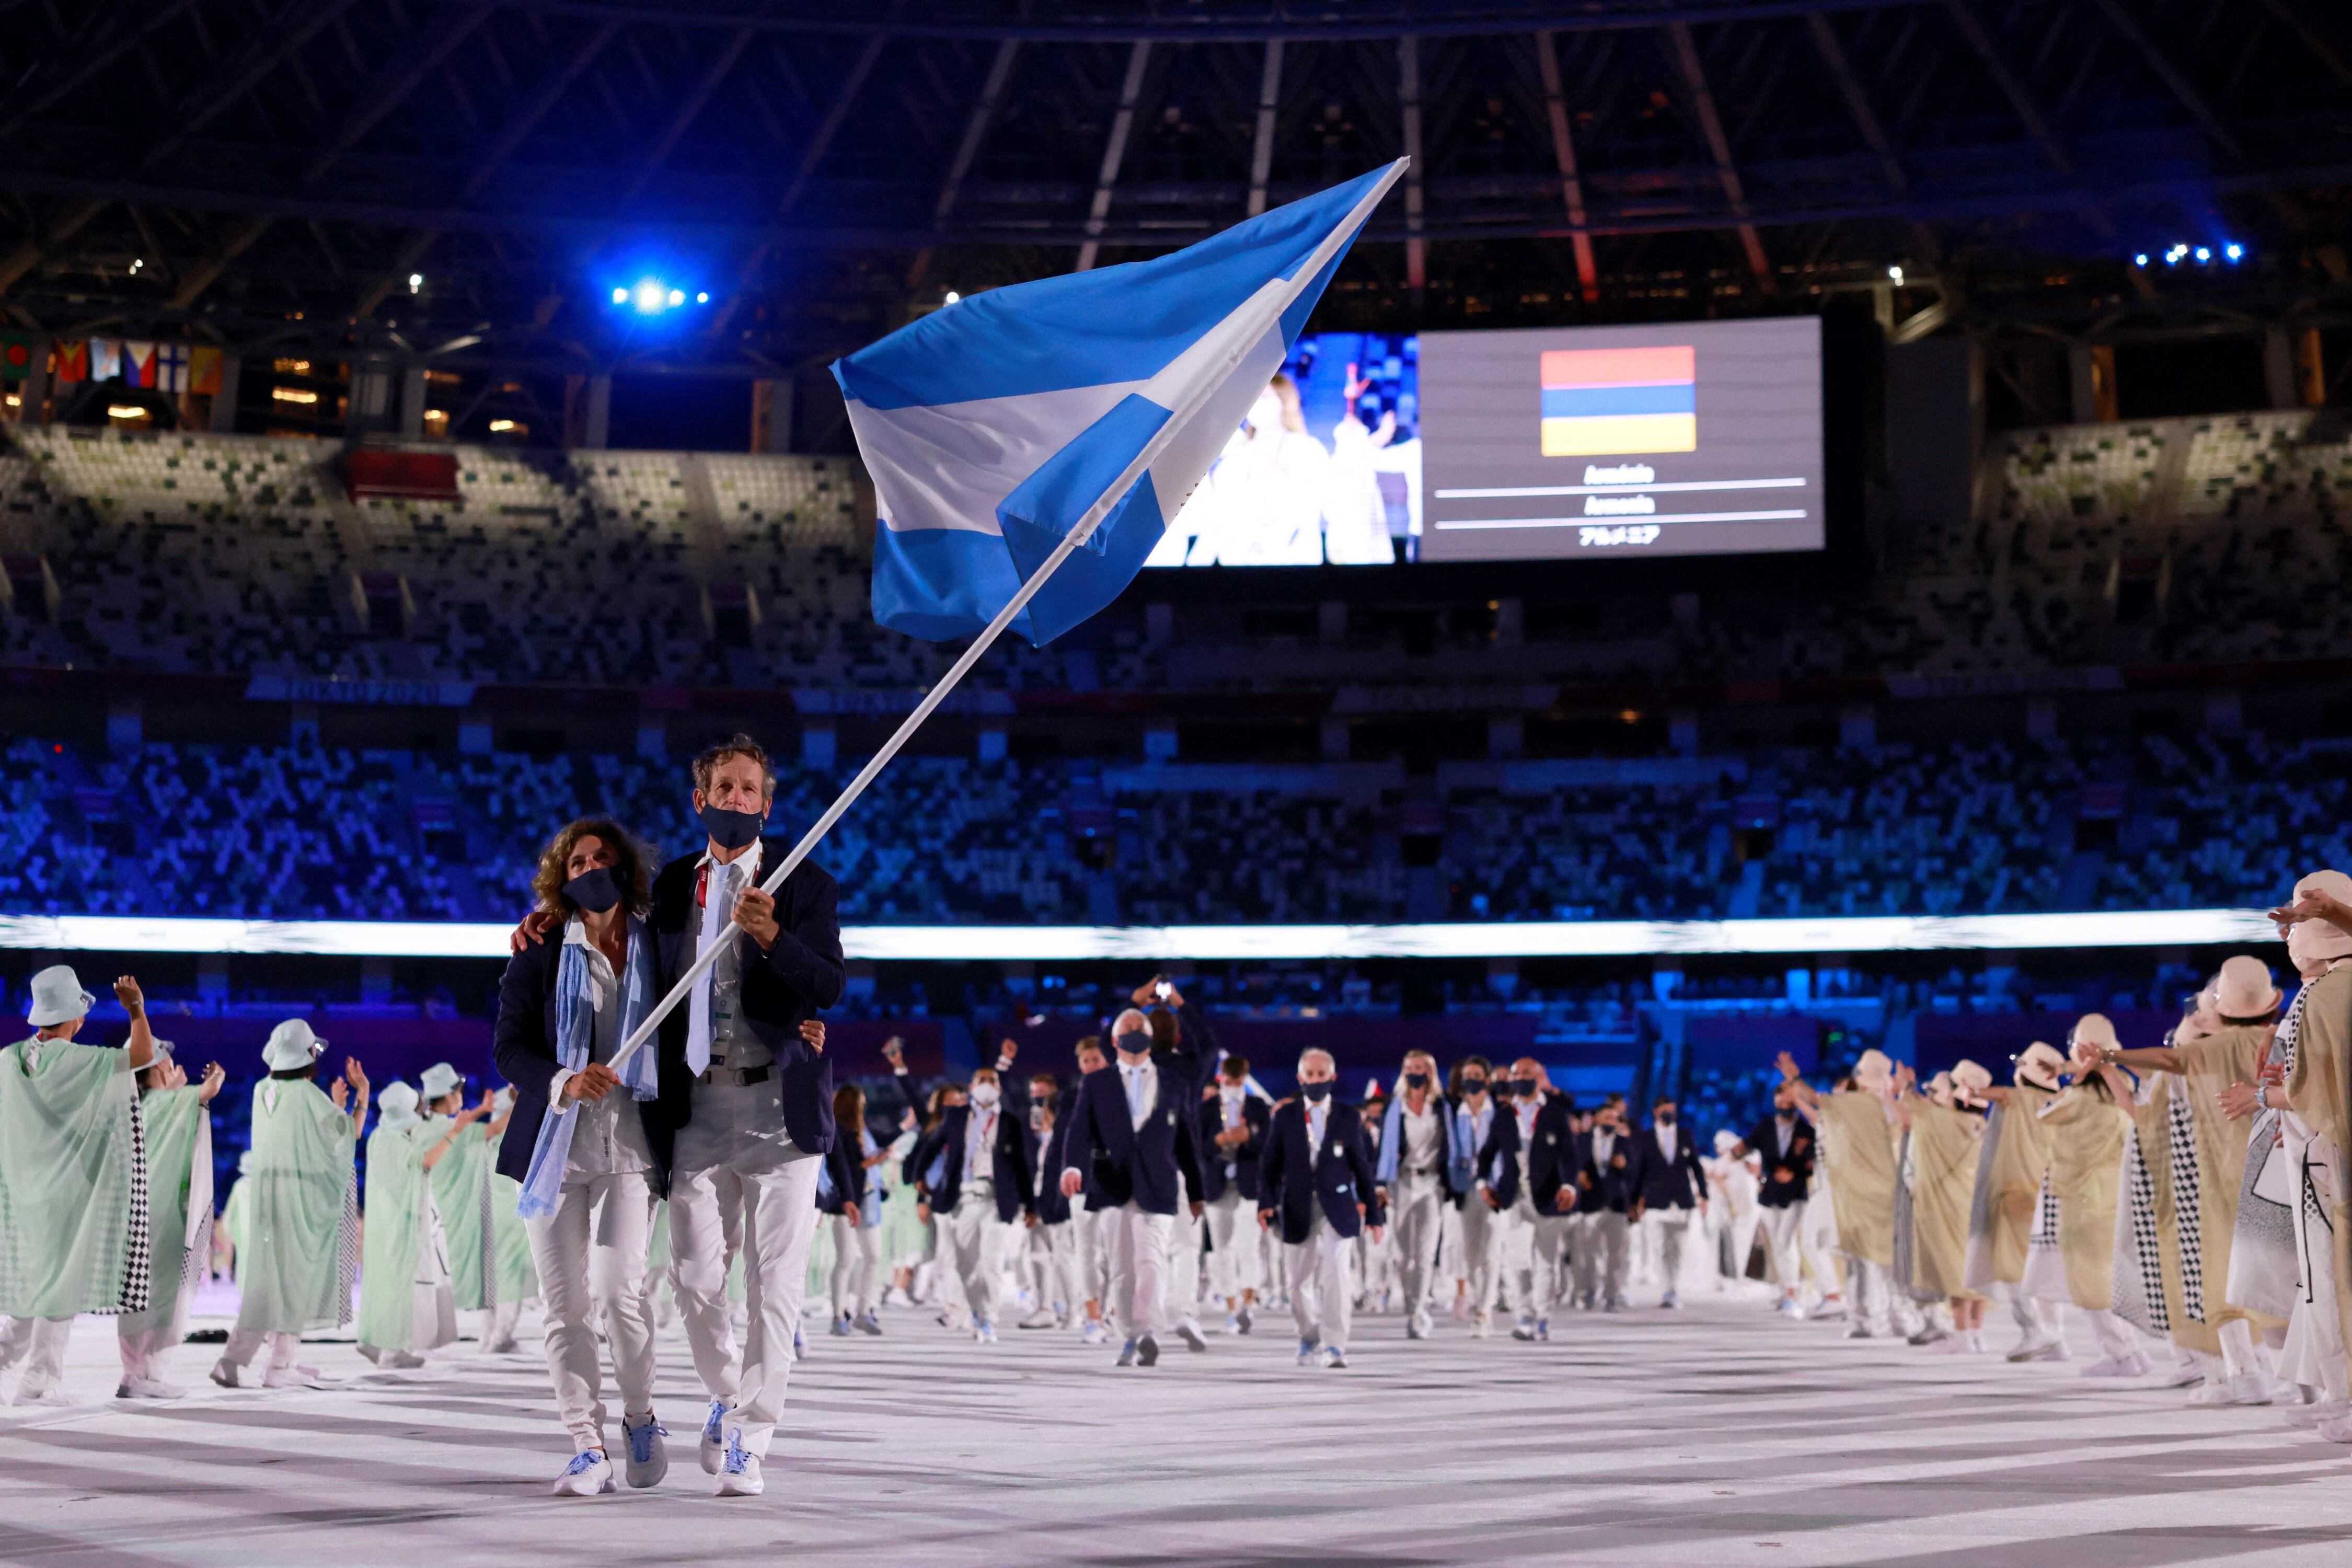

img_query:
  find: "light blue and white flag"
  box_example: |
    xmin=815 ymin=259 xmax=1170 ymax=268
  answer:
xmin=833 ymin=160 xmax=1405 ymax=647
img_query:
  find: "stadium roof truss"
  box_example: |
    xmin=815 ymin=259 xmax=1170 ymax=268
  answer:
xmin=0 ymin=0 xmax=2347 ymax=377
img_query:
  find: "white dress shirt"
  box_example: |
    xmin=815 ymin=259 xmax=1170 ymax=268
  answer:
xmin=1654 ymin=1123 xmax=1678 ymax=1163
xmin=1120 ymin=1056 xmax=1158 ymax=1129
xmin=691 ymin=844 xmax=769 ymax=1071
xmin=1306 ymin=1096 xmax=1329 ymax=1154
xmin=556 ymin=919 xmax=654 ymax=1180
xmin=964 ymin=1103 xmax=998 ymax=1186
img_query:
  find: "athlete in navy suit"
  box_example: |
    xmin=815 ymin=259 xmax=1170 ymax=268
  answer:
xmin=1257 ymin=1048 xmax=1386 ymax=1368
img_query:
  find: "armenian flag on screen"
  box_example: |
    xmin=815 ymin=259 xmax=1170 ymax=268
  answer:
xmin=1539 ymin=345 xmax=1696 ymax=457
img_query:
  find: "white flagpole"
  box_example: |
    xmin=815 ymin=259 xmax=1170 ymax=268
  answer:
xmin=605 ymin=158 xmax=1406 ymax=1075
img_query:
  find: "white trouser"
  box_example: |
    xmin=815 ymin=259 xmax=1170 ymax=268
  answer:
xmin=1076 ymin=1206 xmax=1112 ymax=1307
xmin=670 ymin=1153 xmax=822 ymax=1460
xmin=2083 ymin=1307 xmax=2144 ymax=1362
xmin=830 ymin=1215 xmax=882 ymax=1318
xmin=1498 ymin=1194 xmax=1539 ymax=1312
xmin=1457 ymin=1195 xmax=1502 ymax=1313
xmin=486 ymin=1298 xmax=523 ymax=1344
xmin=1205 ymin=1189 xmax=1259 ymax=1301
xmin=221 ymin=1329 xmax=302 ymax=1374
xmin=0 ymin=1316 xmax=74 ymax=1392
xmin=1576 ymin=1210 xmax=1632 ymax=1304
xmin=1163 ymin=1181 xmax=1203 ymax=1326
xmin=118 ymin=1325 xmax=178 ymax=1385
xmin=1287 ymin=1213 xmax=1355 ymax=1352
xmin=1800 ymin=1194 xmax=1843 ymax=1298
xmin=941 ymin=1186 xmax=1008 ymax=1328
xmin=1722 ymin=1210 xmax=1761 ymax=1288
xmin=1027 ymin=1220 xmax=1077 ymax=1311
xmin=1851 ymin=1258 xmax=1921 ymax=1336
xmin=1760 ymin=1203 xmax=1806 ymax=1294
xmin=525 ymin=1169 xmax=657 ymax=1454
xmin=2219 ymin=1316 xmax=2269 ymax=1382
xmin=1644 ymin=1206 xmax=1696 ymax=1294
xmin=1529 ymin=1212 xmax=1575 ymax=1317
xmin=2003 ymin=1281 xmax=2061 ymax=1347
xmin=1105 ymin=1202 xmax=1174 ymax=1340
xmin=1390 ymin=1172 xmax=1447 ymax=1323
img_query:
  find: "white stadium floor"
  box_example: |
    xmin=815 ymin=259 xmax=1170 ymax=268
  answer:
xmin=5 ymin=1287 xmax=2352 ymax=1566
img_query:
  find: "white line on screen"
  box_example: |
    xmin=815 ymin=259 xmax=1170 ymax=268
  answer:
xmin=1433 ymin=477 xmax=1809 ymax=499
xmin=1433 ymin=509 xmax=1809 ymax=531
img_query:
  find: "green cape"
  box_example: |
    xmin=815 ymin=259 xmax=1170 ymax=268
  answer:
xmin=119 ymin=1085 xmax=213 ymax=1334
xmin=233 ymin=1077 xmax=358 ymax=1334
xmin=0 ymin=1036 xmax=150 ymax=1318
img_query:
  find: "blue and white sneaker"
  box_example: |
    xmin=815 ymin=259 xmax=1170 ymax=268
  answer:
xmin=855 ymin=1309 xmax=884 ymax=1336
xmin=621 ymin=1415 xmax=668 ymax=1490
xmin=552 ymin=1448 xmax=615 ymax=1497
xmin=1296 ymin=1336 xmax=1321 ymax=1367
xmin=973 ymin=1319 xmax=998 ymax=1344
xmin=1321 ymin=1345 xmax=1349 ymax=1369
xmin=698 ymin=1399 xmax=729 ymax=1475
xmin=830 ymin=1313 xmax=855 ymax=1337
xmin=714 ymin=1427 xmax=764 ymax=1497
xmin=792 ymin=1324 xmax=806 ymax=1361
xmin=1536 ymin=1317 xmax=1551 ymax=1342
xmin=1116 ymin=1336 xmax=1140 ymax=1368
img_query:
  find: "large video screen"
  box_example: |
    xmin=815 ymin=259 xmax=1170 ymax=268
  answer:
xmin=1419 ymin=317 xmax=1823 ymax=561
xmin=1144 ymin=317 xmax=1820 ymax=567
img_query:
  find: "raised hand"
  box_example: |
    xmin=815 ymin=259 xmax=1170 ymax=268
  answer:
xmin=198 ymin=1062 xmax=227 ymax=1103
xmin=114 ymin=975 xmax=144 ymax=1015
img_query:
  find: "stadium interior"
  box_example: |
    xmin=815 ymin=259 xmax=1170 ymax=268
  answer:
xmin=4 ymin=0 xmax=2352 ymax=1190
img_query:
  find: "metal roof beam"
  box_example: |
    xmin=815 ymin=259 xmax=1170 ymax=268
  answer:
xmin=1247 ymin=38 xmax=1284 ymax=217
xmin=619 ymin=25 xmax=755 ymax=203
xmin=1532 ymin=30 xmax=1598 ymax=304
xmin=1076 ymin=40 xmax=1151 ymax=272
xmin=1666 ymin=21 xmax=1774 ymax=294
xmin=907 ymin=37 xmax=1021 ymax=291
xmin=2082 ymin=0 xmax=2243 ymax=164
xmin=1399 ymin=35 xmax=1426 ymax=301
xmin=1943 ymin=0 xmax=2073 ymax=175
xmin=142 ymin=0 xmax=370 ymax=170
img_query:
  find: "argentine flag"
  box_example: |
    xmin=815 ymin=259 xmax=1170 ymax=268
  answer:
xmin=834 ymin=160 xmax=1405 ymax=647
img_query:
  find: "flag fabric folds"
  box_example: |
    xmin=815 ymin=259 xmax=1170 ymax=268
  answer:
xmin=833 ymin=161 xmax=1404 ymax=647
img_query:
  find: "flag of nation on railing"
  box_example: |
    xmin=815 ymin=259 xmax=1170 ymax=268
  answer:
xmin=833 ymin=160 xmax=1405 ymax=648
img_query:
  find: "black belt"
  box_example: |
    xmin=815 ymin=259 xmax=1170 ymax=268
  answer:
xmin=697 ymin=1064 xmax=771 ymax=1087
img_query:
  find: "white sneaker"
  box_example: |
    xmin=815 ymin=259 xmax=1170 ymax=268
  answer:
xmin=209 ymin=1358 xmax=242 ymax=1389
xmin=1928 ymin=1333 xmax=1975 ymax=1356
xmin=1659 ymin=1292 xmax=1680 ymax=1310
xmin=1844 ymin=1323 xmax=1876 ymax=1340
xmin=973 ymin=1320 xmax=998 ymax=1345
xmin=1174 ymin=1319 xmax=1208 ymax=1353
xmin=485 ymin=1335 xmax=521 ymax=1355
xmin=1081 ymin=1320 xmax=1109 ymax=1346
xmin=2005 ymin=1339 xmax=2067 ymax=1364
xmin=698 ymin=1400 xmax=729 ymax=1474
xmin=1235 ymin=1303 xmax=1254 ymax=1335
xmin=1470 ymin=1310 xmax=1492 ymax=1340
xmin=714 ymin=1429 xmax=763 ymax=1497
xmin=11 ymin=1382 xmax=70 ymax=1408
xmin=2079 ymin=1355 xmax=2138 ymax=1378
xmin=1222 ymin=1312 xmax=1243 ymax=1336
xmin=552 ymin=1449 xmax=615 ymax=1497
xmin=114 ymin=1376 xmax=186 ymax=1400
xmin=1296 ymin=1337 xmax=1320 ymax=1367
xmin=1321 ymin=1346 xmax=1348 ymax=1369
xmin=2280 ymin=1398 xmax=2347 ymax=1428
xmin=1019 ymin=1309 xmax=1058 ymax=1330
xmin=2158 ymin=1362 xmax=2207 ymax=1389
xmin=2224 ymin=1372 xmax=2280 ymax=1405
xmin=2315 ymin=1412 xmax=2352 ymax=1444
xmin=622 ymin=1415 xmax=668 ymax=1489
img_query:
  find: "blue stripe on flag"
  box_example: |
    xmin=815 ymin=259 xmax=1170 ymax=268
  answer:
xmin=835 ymin=164 xmax=1398 ymax=411
xmin=993 ymin=394 xmax=1173 ymax=644
xmin=871 ymin=525 xmax=1027 ymax=644
xmin=1539 ymin=383 xmax=1696 ymax=419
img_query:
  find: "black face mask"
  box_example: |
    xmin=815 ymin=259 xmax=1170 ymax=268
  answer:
xmin=1300 ymin=1080 xmax=1332 ymax=1102
xmin=1514 ymin=1080 xmax=1538 ymax=1097
xmin=1404 ymin=1071 xmax=1430 ymax=1090
xmin=1113 ymin=1030 xmax=1153 ymax=1056
xmin=1461 ymin=1077 xmax=1488 ymax=1094
xmin=563 ymin=865 xmax=624 ymax=914
xmin=698 ymin=802 xmax=765 ymax=852
xmin=1656 ymin=1111 xmax=1676 ymax=1126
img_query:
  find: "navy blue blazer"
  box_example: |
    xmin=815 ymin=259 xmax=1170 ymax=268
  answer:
xmin=1634 ymin=1122 xmax=1708 ymax=1210
xmin=1525 ymin=1097 xmax=1584 ymax=1214
xmin=909 ymin=1100 xmax=1029 ymax=1224
xmin=1024 ymin=1113 xmax=1076 ymax=1224
xmin=1258 ymin=1098 xmax=1385 ymax=1244
xmin=1743 ymin=1114 xmax=1815 ymax=1209
xmin=1580 ymin=1125 xmax=1644 ymax=1213
xmin=1197 ymin=1092 xmax=1270 ymax=1204
xmin=640 ymin=839 xmax=845 ymax=1189
xmin=1469 ymin=1099 xmax=1526 ymax=1209
xmin=490 ymin=918 xmax=581 ymax=1187
xmin=1059 ymin=1051 xmax=1207 ymax=1217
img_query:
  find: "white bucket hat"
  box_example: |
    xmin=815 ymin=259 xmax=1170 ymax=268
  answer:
xmin=2288 ymin=870 xmax=2352 ymax=970
xmin=420 ymin=1062 xmax=463 ymax=1102
xmin=1713 ymin=1128 xmax=1740 ymax=1156
xmin=2014 ymin=1041 xmax=2065 ymax=1091
xmin=375 ymin=1081 xmax=422 ymax=1133
xmin=2215 ymin=954 xmax=2282 ymax=1020
xmin=1851 ymin=1048 xmax=1894 ymax=1092
xmin=2070 ymin=1013 xmax=2119 ymax=1062
xmin=262 ymin=1018 xmax=326 ymax=1073
xmin=1951 ymin=1059 xmax=1994 ymax=1106
xmin=26 ymin=964 xmax=95 ymax=1028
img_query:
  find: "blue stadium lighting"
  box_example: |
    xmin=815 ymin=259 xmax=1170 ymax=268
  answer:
xmin=610 ymin=286 xmax=627 ymax=304
xmin=2133 ymin=253 xmax=2148 ymax=267
xmin=2194 ymin=246 xmax=2211 ymax=263
xmin=2224 ymin=243 xmax=2244 ymax=262
xmin=633 ymin=278 xmax=668 ymax=314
